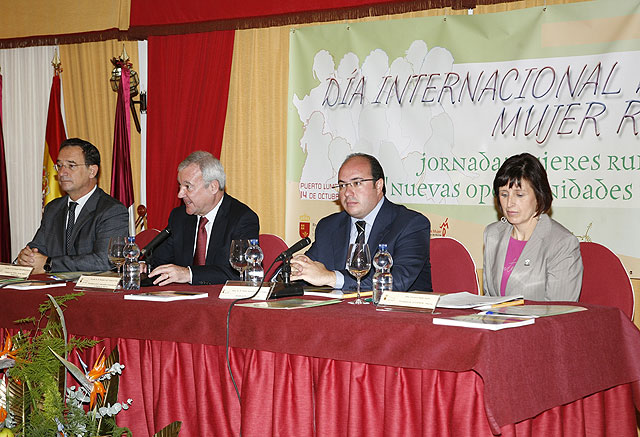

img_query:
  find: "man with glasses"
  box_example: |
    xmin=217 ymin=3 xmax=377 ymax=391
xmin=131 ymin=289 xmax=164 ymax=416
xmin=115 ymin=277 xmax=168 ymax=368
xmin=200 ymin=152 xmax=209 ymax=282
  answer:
xmin=16 ymin=138 xmax=128 ymax=273
xmin=291 ymin=153 xmax=432 ymax=291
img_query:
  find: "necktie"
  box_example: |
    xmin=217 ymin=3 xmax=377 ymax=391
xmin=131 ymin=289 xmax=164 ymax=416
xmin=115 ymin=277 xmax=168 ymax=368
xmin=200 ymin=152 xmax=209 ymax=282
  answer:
xmin=355 ymin=220 xmax=366 ymax=245
xmin=65 ymin=202 xmax=78 ymax=254
xmin=193 ymin=217 xmax=209 ymax=265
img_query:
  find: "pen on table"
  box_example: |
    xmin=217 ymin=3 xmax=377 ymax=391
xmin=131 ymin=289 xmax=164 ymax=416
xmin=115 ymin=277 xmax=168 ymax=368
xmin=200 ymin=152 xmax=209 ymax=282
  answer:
xmin=489 ymin=299 xmax=524 ymax=309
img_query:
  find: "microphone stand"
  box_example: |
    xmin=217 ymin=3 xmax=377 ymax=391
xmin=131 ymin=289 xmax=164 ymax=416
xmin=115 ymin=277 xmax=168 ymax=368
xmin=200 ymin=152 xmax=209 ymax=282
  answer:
xmin=269 ymin=255 xmax=304 ymax=299
xmin=139 ymin=251 xmax=156 ymax=287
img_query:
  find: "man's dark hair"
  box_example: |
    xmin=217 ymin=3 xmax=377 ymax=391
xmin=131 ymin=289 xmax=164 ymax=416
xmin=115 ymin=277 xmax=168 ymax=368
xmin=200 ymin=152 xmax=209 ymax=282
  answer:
xmin=60 ymin=138 xmax=101 ymax=178
xmin=344 ymin=153 xmax=386 ymax=195
xmin=493 ymin=152 xmax=552 ymax=216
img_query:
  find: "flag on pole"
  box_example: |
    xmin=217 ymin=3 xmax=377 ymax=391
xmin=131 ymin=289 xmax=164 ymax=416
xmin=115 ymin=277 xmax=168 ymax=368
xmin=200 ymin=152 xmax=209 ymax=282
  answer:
xmin=42 ymin=52 xmax=67 ymax=208
xmin=110 ymin=56 xmax=134 ymax=208
xmin=0 ymin=70 xmax=11 ymax=263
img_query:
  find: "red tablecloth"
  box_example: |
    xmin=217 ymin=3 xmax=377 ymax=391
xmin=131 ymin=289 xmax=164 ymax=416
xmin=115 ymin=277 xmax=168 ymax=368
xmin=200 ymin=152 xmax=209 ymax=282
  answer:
xmin=1 ymin=283 xmax=639 ymax=435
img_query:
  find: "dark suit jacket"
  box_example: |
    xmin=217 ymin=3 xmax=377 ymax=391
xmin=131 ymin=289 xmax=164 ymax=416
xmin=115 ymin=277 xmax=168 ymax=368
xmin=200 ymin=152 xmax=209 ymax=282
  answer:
xmin=29 ymin=187 xmax=129 ymax=272
xmin=306 ymin=198 xmax=432 ymax=291
xmin=152 ymin=194 xmax=260 ymax=285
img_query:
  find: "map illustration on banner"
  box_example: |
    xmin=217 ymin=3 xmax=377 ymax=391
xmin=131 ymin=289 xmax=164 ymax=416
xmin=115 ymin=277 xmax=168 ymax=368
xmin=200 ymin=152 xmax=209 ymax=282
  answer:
xmin=286 ymin=0 xmax=640 ymax=273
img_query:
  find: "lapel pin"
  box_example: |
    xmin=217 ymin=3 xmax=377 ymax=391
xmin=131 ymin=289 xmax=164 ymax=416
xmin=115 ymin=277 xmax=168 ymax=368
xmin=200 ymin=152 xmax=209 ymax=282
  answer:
xmin=524 ymin=259 xmax=531 ymax=266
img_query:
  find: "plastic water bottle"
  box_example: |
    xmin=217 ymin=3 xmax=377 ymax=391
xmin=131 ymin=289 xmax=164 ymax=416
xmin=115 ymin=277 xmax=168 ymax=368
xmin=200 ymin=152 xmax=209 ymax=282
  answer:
xmin=372 ymin=243 xmax=393 ymax=304
xmin=245 ymin=239 xmax=264 ymax=285
xmin=122 ymin=236 xmax=141 ymax=290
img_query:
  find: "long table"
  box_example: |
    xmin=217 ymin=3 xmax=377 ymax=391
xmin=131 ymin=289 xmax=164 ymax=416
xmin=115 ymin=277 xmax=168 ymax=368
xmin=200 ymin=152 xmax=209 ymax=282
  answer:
xmin=1 ymin=283 xmax=639 ymax=436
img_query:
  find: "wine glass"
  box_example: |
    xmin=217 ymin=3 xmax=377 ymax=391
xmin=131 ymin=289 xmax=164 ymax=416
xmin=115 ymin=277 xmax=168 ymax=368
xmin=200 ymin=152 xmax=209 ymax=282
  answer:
xmin=108 ymin=236 xmax=127 ymax=280
xmin=229 ymin=240 xmax=249 ymax=281
xmin=346 ymin=243 xmax=371 ymax=305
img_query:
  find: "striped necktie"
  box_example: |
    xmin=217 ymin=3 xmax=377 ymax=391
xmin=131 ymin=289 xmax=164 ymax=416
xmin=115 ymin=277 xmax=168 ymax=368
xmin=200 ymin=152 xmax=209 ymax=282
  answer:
xmin=355 ymin=220 xmax=366 ymax=245
xmin=65 ymin=202 xmax=78 ymax=254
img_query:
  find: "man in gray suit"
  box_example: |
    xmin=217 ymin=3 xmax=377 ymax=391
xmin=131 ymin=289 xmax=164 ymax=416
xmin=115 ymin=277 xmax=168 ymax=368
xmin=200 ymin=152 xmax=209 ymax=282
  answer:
xmin=16 ymin=138 xmax=128 ymax=273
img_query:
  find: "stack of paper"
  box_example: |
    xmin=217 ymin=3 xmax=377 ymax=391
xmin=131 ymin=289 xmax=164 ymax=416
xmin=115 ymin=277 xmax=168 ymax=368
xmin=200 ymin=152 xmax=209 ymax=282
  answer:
xmin=436 ymin=292 xmax=524 ymax=309
xmin=482 ymin=305 xmax=587 ymax=318
xmin=124 ymin=291 xmax=209 ymax=302
xmin=433 ymin=313 xmax=535 ymax=330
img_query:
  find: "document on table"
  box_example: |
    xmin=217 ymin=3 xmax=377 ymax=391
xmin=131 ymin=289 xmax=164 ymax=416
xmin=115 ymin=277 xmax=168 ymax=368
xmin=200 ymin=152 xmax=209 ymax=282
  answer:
xmin=304 ymin=287 xmax=373 ymax=299
xmin=4 ymin=281 xmax=67 ymax=290
xmin=433 ymin=313 xmax=535 ymax=331
xmin=436 ymin=292 xmax=524 ymax=309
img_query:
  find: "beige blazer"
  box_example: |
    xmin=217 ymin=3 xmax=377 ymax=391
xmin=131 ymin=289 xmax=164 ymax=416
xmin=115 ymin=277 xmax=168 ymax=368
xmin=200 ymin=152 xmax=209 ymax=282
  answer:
xmin=483 ymin=214 xmax=583 ymax=301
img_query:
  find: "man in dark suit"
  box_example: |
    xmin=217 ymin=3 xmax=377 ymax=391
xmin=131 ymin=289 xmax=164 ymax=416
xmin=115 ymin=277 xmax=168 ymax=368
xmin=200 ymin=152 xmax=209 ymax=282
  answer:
xmin=291 ymin=153 xmax=431 ymax=291
xmin=17 ymin=138 xmax=129 ymax=273
xmin=149 ymin=151 xmax=259 ymax=286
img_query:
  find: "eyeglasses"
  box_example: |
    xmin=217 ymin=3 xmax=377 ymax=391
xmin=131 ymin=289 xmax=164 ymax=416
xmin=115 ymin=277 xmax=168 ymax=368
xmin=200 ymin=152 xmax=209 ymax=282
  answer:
xmin=332 ymin=178 xmax=376 ymax=192
xmin=54 ymin=162 xmax=89 ymax=172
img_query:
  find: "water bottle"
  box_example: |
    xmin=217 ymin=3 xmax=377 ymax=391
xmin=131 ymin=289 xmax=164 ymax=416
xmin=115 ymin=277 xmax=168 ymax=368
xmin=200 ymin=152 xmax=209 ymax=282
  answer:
xmin=122 ymin=236 xmax=141 ymax=290
xmin=245 ymin=239 xmax=264 ymax=285
xmin=372 ymin=243 xmax=393 ymax=305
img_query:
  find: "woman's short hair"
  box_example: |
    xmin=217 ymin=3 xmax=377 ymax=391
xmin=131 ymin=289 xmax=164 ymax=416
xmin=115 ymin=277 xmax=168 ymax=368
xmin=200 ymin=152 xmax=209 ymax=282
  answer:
xmin=493 ymin=152 xmax=552 ymax=216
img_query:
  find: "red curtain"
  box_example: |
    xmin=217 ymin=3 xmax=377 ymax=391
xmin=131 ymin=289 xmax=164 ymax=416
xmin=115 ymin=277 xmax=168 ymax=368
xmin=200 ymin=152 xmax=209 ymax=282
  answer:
xmin=2 ymin=329 xmax=637 ymax=437
xmin=0 ymin=74 xmax=10 ymax=263
xmin=146 ymin=30 xmax=234 ymax=229
xmin=111 ymin=67 xmax=135 ymax=208
xmin=89 ymin=340 xmax=639 ymax=437
xmin=130 ymin=0 xmax=481 ymax=29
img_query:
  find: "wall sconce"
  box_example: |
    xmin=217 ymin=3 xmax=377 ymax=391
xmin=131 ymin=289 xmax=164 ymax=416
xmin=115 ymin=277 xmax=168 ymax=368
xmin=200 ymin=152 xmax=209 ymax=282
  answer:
xmin=110 ymin=47 xmax=147 ymax=133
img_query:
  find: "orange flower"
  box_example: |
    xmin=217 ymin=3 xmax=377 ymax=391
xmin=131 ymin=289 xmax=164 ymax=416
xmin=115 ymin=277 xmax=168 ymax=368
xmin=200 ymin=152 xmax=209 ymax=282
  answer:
xmin=0 ymin=406 xmax=7 ymax=422
xmin=87 ymin=349 xmax=107 ymax=408
xmin=87 ymin=349 xmax=106 ymax=382
xmin=89 ymin=381 xmax=105 ymax=409
xmin=0 ymin=330 xmax=16 ymax=361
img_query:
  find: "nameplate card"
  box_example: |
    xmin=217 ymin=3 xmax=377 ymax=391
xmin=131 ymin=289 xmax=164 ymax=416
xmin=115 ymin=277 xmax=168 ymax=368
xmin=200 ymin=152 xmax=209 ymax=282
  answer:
xmin=75 ymin=275 xmax=121 ymax=292
xmin=220 ymin=281 xmax=272 ymax=300
xmin=377 ymin=291 xmax=440 ymax=312
xmin=0 ymin=264 xmax=33 ymax=279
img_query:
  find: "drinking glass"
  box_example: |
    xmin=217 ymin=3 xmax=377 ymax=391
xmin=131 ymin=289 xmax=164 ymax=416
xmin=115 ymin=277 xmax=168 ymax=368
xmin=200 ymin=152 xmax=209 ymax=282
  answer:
xmin=108 ymin=236 xmax=127 ymax=280
xmin=229 ymin=240 xmax=249 ymax=281
xmin=346 ymin=243 xmax=371 ymax=305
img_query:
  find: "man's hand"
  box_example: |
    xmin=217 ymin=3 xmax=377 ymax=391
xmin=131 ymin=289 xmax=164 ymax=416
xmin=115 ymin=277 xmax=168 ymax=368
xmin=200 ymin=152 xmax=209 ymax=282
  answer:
xmin=16 ymin=246 xmax=47 ymax=273
xmin=149 ymin=264 xmax=190 ymax=286
xmin=290 ymin=254 xmax=336 ymax=287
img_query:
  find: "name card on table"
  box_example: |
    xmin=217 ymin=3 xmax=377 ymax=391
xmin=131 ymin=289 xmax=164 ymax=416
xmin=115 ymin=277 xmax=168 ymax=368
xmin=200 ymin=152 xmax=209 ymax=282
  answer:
xmin=75 ymin=275 xmax=121 ymax=292
xmin=219 ymin=281 xmax=272 ymax=300
xmin=377 ymin=291 xmax=440 ymax=313
xmin=0 ymin=263 xmax=33 ymax=279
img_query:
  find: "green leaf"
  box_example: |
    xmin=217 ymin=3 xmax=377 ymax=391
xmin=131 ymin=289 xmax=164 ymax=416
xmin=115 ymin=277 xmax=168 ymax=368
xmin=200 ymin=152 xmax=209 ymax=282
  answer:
xmin=154 ymin=420 xmax=182 ymax=437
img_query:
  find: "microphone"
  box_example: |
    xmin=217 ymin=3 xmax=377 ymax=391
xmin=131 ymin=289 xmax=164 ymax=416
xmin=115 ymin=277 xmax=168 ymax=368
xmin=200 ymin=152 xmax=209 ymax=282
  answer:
xmin=269 ymin=237 xmax=311 ymax=299
xmin=139 ymin=228 xmax=171 ymax=259
xmin=275 ymin=237 xmax=311 ymax=262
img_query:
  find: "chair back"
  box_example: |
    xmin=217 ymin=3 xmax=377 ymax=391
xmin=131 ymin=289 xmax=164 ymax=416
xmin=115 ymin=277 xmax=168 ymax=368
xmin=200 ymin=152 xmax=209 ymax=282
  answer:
xmin=430 ymin=237 xmax=479 ymax=294
xmin=135 ymin=228 xmax=161 ymax=249
xmin=579 ymin=242 xmax=634 ymax=319
xmin=259 ymin=233 xmax=289 ymax=280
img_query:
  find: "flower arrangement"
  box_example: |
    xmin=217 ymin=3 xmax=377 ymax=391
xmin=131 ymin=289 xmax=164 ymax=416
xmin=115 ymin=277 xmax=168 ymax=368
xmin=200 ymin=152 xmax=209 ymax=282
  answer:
xmin=0 ymin=293 xmax=131 ymax=436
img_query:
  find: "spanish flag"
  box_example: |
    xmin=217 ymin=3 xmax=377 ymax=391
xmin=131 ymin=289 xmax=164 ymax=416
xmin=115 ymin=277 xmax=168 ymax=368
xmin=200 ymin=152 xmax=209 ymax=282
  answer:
xmin=42 ymin=56 xmax=67 ymax=208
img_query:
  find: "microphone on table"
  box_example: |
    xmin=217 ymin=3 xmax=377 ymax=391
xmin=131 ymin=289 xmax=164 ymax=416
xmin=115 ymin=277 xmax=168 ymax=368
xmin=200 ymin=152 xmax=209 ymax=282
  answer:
xmin=139 ymin=227 xmax=171 ymax=260
xmin=275 ymin=237 xmax=311 ymax=262
xmin=270 ymin=237 xmax=312 ymax=299
xmin=139 ymin=227 xmax=171 ymax=287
